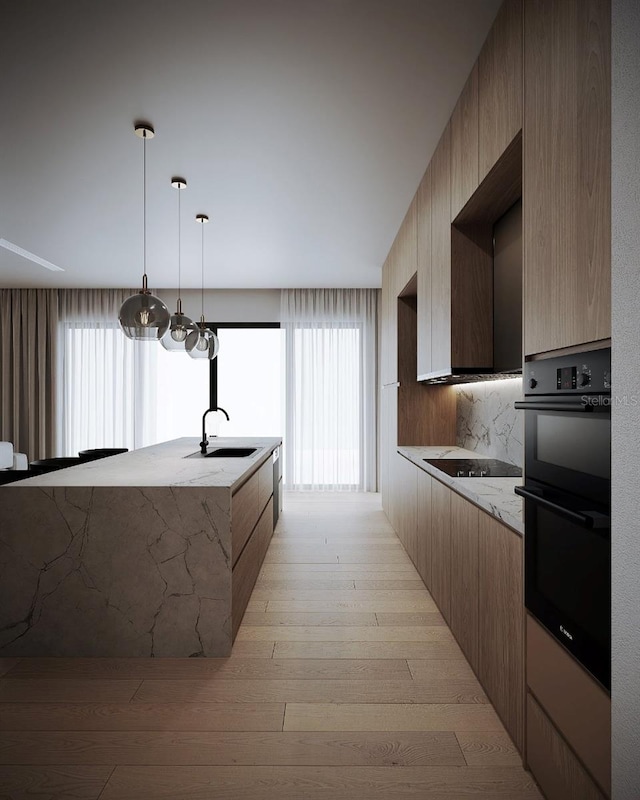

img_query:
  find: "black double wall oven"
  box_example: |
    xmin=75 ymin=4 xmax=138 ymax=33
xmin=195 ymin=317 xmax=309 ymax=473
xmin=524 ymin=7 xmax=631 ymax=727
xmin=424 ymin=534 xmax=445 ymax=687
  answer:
xmin=515 ymin=347 xmax=611 ymax=690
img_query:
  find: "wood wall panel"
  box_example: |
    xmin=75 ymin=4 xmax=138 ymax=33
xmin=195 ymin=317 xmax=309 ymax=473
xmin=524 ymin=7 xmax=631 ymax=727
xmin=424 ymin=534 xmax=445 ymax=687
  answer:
xmin=523 ymin=0 xmax=611 ymax=355
xmin=479 ymin=0 xmax=523 ymax=181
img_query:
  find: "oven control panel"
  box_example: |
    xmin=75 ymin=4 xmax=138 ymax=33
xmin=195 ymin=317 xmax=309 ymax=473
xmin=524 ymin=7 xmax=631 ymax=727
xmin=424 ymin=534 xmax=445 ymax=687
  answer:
xmin=524 ymin=347 xmax=611 ymax=395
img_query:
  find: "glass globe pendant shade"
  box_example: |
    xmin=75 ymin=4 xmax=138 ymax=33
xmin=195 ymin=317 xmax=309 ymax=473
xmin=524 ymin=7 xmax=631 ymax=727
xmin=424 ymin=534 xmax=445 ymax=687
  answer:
xmin=119 ymin=279 xmax=171 ymax=341
xmin=185 ymin=319 xmax=219 ymax=360
xmin=160 ymin=306 xmax=197 ymax=352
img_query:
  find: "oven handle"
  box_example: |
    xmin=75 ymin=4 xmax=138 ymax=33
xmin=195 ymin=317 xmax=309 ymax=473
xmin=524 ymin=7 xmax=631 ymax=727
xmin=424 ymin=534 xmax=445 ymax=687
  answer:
xmin=514 ymin=401 xmax=595 ymax=412
xmin=514 ymin=486 xmax=610 ymax=530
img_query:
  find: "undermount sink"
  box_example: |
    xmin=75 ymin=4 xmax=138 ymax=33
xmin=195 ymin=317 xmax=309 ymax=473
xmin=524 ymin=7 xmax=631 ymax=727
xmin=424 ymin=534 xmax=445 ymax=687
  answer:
xmin=204 ymin=447 xmax=258 ymax=458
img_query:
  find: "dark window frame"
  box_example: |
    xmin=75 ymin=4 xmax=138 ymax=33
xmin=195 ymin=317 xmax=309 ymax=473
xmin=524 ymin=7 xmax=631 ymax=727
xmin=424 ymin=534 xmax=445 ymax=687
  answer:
xmin=206 ymin=322 xmax=281 ymax=408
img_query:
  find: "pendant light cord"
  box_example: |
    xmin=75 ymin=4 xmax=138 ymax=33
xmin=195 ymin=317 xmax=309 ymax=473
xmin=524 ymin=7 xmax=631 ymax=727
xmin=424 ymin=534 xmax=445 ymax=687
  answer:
xmin=201 ymin=219 xmax=205 ymax=321
xmin=142 ymin=132 xmax=147 ymax=282
xmin=177 ymin=185 xmax=182 ymax=306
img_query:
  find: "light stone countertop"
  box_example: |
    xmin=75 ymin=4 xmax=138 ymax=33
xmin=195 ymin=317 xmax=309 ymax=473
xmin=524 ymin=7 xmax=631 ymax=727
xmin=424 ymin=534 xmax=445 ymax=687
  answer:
xmin=398 ymin=445 xmax=524 ymax=536
xmin=4 ymin=437 xmax=282 ymax=491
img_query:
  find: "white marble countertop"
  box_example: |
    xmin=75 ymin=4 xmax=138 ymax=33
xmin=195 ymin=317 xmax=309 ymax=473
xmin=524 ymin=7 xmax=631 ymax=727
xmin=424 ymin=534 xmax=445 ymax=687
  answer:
xmin=398 ymin=446 xmax=523 ymax=536
xmin=4 ymin=438 xmax=281 ymax=491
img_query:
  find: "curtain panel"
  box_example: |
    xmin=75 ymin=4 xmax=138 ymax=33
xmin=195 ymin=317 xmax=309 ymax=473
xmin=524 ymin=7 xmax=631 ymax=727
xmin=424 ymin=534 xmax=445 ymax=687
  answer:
xmin=0 ymin=289 xmax=59 ymax=461
xmin=57 ymin=289 xmax=156 ymax=457
xmin=281 ymin=288 xmax=379 ymax=492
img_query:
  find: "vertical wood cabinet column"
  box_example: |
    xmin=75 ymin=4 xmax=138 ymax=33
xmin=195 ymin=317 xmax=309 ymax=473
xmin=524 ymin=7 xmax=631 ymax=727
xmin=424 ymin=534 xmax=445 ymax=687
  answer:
xmin=430 ymin=123 xmax=452 ymax=376
xmin=523 ymin=0 xmax=611 ymax=354
xmin=478 ymin=0 xmax=523 ymax=182
xmin=416 ymin=469 xmax=432 ymax=589
xmin=450 ymin=491 xmax=480 ymax=671
xmin=416 ymin=166 xmax=432 ymax=379
xmin=478 ymin=511 xmax=524 ymax=751
xmin=451 ymin=63 xmax=479 ymax=220
xmin=430 ymin=477 xmax=452 ymax=622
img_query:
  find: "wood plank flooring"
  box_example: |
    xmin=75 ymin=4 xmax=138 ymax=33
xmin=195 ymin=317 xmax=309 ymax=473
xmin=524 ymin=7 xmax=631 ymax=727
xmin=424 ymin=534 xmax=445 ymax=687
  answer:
xmin=0 ymin=491 xmax=541 ymax=799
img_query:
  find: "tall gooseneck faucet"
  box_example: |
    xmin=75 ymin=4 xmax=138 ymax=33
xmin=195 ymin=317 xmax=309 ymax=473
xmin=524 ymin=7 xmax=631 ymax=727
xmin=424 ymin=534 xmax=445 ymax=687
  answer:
xmin=201 ymin=407 xmax=230 ymax=454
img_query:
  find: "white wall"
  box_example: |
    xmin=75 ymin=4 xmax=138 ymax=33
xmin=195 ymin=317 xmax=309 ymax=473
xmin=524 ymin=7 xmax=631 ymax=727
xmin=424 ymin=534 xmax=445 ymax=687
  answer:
xmin=156 ymin=289 xmax=280 ymax=323
xmin=612 ymin=1 xmax=640 ymax=796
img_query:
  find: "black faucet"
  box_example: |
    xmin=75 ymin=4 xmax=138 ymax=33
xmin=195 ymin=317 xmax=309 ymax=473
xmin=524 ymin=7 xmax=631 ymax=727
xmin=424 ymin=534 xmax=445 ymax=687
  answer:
xmin=200 ymin=407 xmax=230 ymax=454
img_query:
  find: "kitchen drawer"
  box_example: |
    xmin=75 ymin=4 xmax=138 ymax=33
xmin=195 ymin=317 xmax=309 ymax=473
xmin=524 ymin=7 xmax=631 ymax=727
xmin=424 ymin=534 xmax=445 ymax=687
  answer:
xmin=527 ymin=693 xmax=606 ymax=800
xmin=258 ymin=457 xmax=274 ymax=511
xmin=527 ymin=614 xmax=610 ymax=795
xmin=232 ymin=498 xmax=273 ymax=640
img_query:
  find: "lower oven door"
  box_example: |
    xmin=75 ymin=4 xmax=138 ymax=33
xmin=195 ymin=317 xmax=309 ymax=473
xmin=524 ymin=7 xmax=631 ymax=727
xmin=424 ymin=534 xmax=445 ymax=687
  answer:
xmin=517 ymin=484 xmax=611 ymax=691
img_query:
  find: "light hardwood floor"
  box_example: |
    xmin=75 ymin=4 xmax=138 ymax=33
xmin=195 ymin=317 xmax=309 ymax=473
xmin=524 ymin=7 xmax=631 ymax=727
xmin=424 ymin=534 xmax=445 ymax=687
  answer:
xmin=0 ymin=492 xmax=542 ymax=799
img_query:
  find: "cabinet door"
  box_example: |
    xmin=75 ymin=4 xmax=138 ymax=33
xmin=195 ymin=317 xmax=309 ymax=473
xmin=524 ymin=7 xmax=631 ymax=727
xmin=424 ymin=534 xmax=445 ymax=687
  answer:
xmin=380 ymin=386 xmax=390 ymax=515
xmin=430 ymin=123 xmax=452 ymax=375
xmin=397 ymin=196 xmax=418 ymax=293
xmin=478 ymin=512 xmax=524 ymax=752
xmin=450 ymin=491 xmax=479 ymax=671
xmin=416 ymin=166 xmax=432 ymax=379
xmin=430 ymin=477 xmax=451 ymax=622
xmin=386 ymin=387 xmax=399 ymax=531
xmin=416 ymin=469 xmax=432 ymax=588
xmin=478 ymin=0 xmax=523 ymax=181
xmin=523 ymin=0 xmax=610 ymax=355
xmin=395 ymin=454 xmax=418 ymax=563
xmin=451 ymin=63 xmax=479 ymax=221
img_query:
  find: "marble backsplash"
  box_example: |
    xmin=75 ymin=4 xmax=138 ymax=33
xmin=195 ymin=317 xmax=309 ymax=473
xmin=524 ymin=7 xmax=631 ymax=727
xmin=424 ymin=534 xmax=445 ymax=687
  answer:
xmin=455 ymin=377 xmax=524 ymax=467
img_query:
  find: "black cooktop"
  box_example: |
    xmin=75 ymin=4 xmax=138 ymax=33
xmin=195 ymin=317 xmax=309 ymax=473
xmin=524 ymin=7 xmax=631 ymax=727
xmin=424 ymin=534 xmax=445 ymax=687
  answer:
xmin=424 ymin=458 xmax=522 ymax=478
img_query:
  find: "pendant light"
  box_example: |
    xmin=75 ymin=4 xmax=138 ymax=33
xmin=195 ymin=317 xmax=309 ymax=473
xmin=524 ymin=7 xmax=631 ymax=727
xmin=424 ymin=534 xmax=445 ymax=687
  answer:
xmin=161 ymin=177 xmax=196 ymax=351
xmin=118 ymin=123 xmax=171 ymax=341
xmin=186 ymin=214 xmax=219 ymax=360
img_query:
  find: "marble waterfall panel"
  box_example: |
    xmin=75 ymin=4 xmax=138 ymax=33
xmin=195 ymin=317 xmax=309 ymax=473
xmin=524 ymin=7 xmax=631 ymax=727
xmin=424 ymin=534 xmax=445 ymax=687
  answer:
xmin=0 ymin=485 xmax=232 ymax=657
xmin=455 ymin=377 xmax=524 ymax=467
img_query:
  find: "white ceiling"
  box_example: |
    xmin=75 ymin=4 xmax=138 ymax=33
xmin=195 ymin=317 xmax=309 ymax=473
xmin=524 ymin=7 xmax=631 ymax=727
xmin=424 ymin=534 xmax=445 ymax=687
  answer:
xmin=0 ymin=0 xmax=501 ymax=289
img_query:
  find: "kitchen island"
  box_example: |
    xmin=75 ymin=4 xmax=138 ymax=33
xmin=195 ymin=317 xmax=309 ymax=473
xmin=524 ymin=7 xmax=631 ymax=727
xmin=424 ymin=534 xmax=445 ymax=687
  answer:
xmin=0 ymin=437 xmax=281 ymax=657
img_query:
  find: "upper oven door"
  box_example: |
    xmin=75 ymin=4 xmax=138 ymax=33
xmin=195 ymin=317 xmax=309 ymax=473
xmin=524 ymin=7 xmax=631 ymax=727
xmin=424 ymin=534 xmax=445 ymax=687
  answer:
xmin=515 ymin=397 xmax=610 ymax=505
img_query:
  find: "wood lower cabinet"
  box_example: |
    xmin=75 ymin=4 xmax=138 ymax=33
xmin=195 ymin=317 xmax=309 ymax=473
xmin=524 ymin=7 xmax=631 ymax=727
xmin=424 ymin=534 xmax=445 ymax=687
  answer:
xmin=430 ymin=476 xmax=451 ymax=622
xmin=449 ymin=491 xmax=479 ymax=671
xmin=523 ymin=0 xmax=611 ymax=355
xmin=232 ymin=497 xmax=274 ymax=640
xmin=416 ymin=469 xmax=432 ymax=589
xmin=478 ymin=0 xmax=523 ymax=182
xmin=527 ymin=694 xmax=607 ymax=800
xmin=395 ymin=454 xmax=417 ymax=563
xmin=478 ymin=512 xmax=524 ymax=751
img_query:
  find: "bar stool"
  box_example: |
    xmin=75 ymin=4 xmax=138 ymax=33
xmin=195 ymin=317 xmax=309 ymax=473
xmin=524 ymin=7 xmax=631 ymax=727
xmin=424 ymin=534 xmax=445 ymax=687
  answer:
xmin=29 ymin=457 xmax=83 ymax=474
xmin=78 ymin=448 xmax=128 ymax=462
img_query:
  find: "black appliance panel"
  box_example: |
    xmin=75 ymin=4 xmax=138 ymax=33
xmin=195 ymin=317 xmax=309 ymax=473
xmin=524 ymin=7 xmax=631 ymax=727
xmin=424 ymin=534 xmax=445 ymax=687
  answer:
xmin=520 ymin=481 xmax=611 ymax=689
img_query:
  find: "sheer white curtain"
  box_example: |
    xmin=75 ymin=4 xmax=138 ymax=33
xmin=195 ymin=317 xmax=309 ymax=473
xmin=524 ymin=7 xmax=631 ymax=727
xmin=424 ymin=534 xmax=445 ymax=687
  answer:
xmin=281 ymin=289 xmax=378 ymax=491
xmin=57 ymin=289 xmax=157 ymax=457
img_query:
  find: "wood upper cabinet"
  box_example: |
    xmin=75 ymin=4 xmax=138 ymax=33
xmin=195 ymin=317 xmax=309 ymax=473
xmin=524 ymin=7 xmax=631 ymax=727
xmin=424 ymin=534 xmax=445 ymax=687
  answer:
xmin=430 ymin=123 xmax=452 ymax=376
xmin=416 ymin=166 xmax=432 ymax=379
xmin=523 ymin=0 xmax=611 ymax=355
xmin=381 ymin=253 xmax=398 ymax=385
xmin=396 ymin=195 xmax=417 ymax=293
xmin=451 ymin=63 xmax=479 ymax=221
xmin=478 ymin=512 xmax=524 ymax=752
xmin=478 ymin=0 xmax=523 ymax=182
xmin=450 ymin=491 xmax=480 ymax=671
xmin=430 ymin=477 xmax=451 ymax=622
xmin=416 ymin=469 xmax=432 ymax=589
